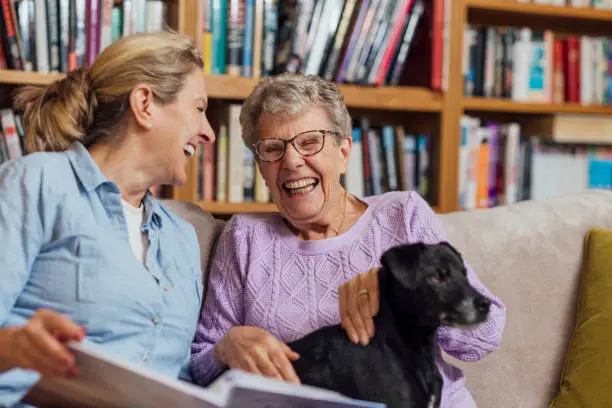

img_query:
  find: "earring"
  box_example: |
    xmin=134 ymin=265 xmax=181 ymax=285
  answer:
xmin=146 ymin=123 xmax=152 ymax=129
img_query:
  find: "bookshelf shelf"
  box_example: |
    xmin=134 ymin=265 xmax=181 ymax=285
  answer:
xmin=0 ymin=71 xmax=443 ymax=113
xmin=466 ymin=0 xmax=612 ymax=21
xmin=196 ymin=201 xmax=440 ymax=215
xmin=196 ymin=201 xmax=278 ymax=214
xmin=0 ymin=70 xmax=64 ymax=86
xmin=205 ymin=75 xmax=444 ymax=112
xmin=463 ymin=97 xmax=612 ymax=115
xmin=337 ymin=84 xmax=443 ymax=112
xmin=466 ymin=0 xmax=612 ymax=35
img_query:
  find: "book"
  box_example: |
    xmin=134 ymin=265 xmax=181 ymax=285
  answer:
xmin=25 ymin=341 xmax=386 ymax=408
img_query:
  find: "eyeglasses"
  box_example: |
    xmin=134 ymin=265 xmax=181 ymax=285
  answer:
xmin=253 ymin=129 xmax=338 ymax=163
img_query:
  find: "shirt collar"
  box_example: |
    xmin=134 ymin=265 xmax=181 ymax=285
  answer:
xmin=66 ymin=141 xmax=110 ymax=193
xmin=143 ymin=190 xmax=163 ymax=229
xmin=66 ymin=141 xmax=163 ymax=229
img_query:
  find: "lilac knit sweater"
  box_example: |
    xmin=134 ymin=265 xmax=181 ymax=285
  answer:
xmin=191 ymin=191 xmax=506 ymax=407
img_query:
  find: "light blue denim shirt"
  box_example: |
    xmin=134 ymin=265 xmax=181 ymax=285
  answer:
xmin=0 ymin=142 xmax=204 ymax=407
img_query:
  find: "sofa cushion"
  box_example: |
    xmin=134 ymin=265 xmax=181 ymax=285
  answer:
xmin=550 ymin=228 xmax=612 ymax=408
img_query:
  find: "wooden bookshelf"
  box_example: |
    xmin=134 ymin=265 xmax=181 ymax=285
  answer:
xmin=3 ymin=0 xmax=612 ymax=216
xmin=462 ymin=0 xmax=612 ymax=116
xmin=463 ymin=97 xmax=612 ymax=115
xmin=0 ymin=70 xmax=443 ymax=113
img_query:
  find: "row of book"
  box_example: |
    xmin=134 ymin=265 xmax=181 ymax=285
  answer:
xmin=517 ymin=0 xmax=612 ymax=8
xmin=458 ymin=115 xmax=612 ymax=211
xmin=197 ymin=104 xmax=266 ymax=203
xmin=195 ymin=104 xmax=431 ymax=203
xmin=200 ymin=0 xmax=446 ymax=88
xmin=463 ymin=25 xmax=612 ymax=105
xmin=0 ymin=0 xmax=166 ymax=73
xmin=343 ymin=119 xmax=430 ymax=199
xmin=0 ymin=109 xmax=24 ymax=165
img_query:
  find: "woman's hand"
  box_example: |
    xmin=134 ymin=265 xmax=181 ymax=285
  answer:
xmin=214 ymin=326 xmax=301 ymax=384
xmin=3 ymin=309 xmax=86 ymax=376
xmin=339 ymin=267 xmax=380 ymax=346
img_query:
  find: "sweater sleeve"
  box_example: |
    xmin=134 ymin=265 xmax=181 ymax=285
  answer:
xmin=405 ymin=193 xmax=506 ymax=362
xmin=190 ymin=217 xmax=249 ymax=386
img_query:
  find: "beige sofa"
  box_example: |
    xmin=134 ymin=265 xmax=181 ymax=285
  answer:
xmin=164 ymin=189 xmax=612 ymax=408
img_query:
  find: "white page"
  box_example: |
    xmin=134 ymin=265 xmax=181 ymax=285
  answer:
xmin=211 ymin=370 xmax=386 ymax=408
xmin=31 ymin=342 xmax=223 ymax=408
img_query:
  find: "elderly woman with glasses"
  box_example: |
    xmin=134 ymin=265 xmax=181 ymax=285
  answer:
xmin=191 ymin=74 xmax=505 ymax=407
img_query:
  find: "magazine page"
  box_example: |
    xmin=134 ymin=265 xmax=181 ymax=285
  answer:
xmin=28 ymin=341 xmax=223 ymax=408
xmin=210 ymin=370 xmax=387 ymax=408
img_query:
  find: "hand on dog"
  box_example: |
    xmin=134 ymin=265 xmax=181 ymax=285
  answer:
xmin=215 ymin=326 xmax=301 ymax=384
xmin=339 ymin=267 xmax=380 ymax=346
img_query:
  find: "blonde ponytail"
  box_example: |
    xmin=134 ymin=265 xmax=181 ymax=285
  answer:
xmin=14 ymin=31 xmax=203 ymax=153
xmin=14 ymin=68 xmax=95 ymax=153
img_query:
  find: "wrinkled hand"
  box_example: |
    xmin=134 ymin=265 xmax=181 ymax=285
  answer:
xmin=9 ymin=309 xmax=86 ymax=376
xmin=339 ymin=267 xmax=380 ymax=345
xmin=215 ymin=326 xmax=301 ymax=383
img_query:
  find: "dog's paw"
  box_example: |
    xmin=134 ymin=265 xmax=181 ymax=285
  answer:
xmin=427 ymin=394 xmax=438 ymax=408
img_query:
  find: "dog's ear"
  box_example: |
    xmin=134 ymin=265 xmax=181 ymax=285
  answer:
xmin=438 ymin=241 xmax=464 ymax=264
xmin=380 ymin=243 xmax=426 ymax=289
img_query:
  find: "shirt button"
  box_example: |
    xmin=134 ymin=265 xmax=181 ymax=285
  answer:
xmin=141 ymin=354 xmax=148 ymax=362
xmin=152 ymin=317 xmax=160 ymax=325
xmin=162 ymin=286 xmax=169 ymax=292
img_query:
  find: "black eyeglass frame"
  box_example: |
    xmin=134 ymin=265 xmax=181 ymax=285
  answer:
xmin=252 ymin=129 xmax=340 ymax=163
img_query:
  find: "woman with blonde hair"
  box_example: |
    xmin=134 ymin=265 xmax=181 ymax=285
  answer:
xmin=0 ymin=31 xmax=215 ymax=406
xmin=191 ymin=73 xmax=505 ymax=407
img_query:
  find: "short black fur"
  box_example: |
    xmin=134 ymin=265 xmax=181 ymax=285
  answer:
xmin=287 ymin=242 xmax=491 ymax=408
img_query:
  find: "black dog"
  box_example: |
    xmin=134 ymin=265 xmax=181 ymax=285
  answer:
xmin=287 ymin=242 xmax=491 ymax=408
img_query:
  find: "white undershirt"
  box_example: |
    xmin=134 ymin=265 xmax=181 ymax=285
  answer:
xmin=121 ymin=199 xmax=149 ymax=264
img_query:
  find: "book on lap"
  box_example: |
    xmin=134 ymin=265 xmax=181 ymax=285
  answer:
xmin=23 ymin=341 xmax=386 ymax=408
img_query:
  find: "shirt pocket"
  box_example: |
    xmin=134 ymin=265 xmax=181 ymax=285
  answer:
xmin=170 ymin=258 xmax=203 ymax=303
xmin=38 ymin=236 xmax=101 ymax=303
xmin=167 ymin=260 xmax=203 ymax=331
xmin=76 ymin=237 xmax=106 ymax=303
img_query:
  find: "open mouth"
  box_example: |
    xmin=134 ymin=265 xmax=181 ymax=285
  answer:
xmin=183 ymin=143 xmax=196 ymax=157
xmin=439 ymin=310 xmax=488 ymax=329
xmin=282 ymin=177 xmax=319 ymax=197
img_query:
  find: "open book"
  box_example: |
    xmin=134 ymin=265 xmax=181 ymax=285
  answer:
xmin=25 ymin=342 xmax=386 ymax=408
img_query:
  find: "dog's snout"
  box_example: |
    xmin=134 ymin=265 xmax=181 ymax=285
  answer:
xmin=474 ymin=296 xmax=491 ymax=314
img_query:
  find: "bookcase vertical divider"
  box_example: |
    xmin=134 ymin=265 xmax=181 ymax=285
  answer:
xmin=438 ymin=0 xmax=467 ymax=213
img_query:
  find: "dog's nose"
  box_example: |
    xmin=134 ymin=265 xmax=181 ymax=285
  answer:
xmin=474 ymin=297 xmax=491 ymax=313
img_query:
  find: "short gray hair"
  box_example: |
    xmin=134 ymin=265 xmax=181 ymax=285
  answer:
xmin=240 ymin=73 xmax=352 ymax=149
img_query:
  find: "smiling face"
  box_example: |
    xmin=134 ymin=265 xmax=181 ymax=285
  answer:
xmin=147 ymin=69 xmax=215 ymax=186
xmin=256 ymin=105 xmax=351 ymax=227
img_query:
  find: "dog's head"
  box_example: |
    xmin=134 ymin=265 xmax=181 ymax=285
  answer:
xmin=380 ymin=242 xmax=491 ymax=329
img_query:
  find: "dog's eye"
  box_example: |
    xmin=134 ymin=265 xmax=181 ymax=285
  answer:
xmin=428 ymin=275 xmax=440 ymax=283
